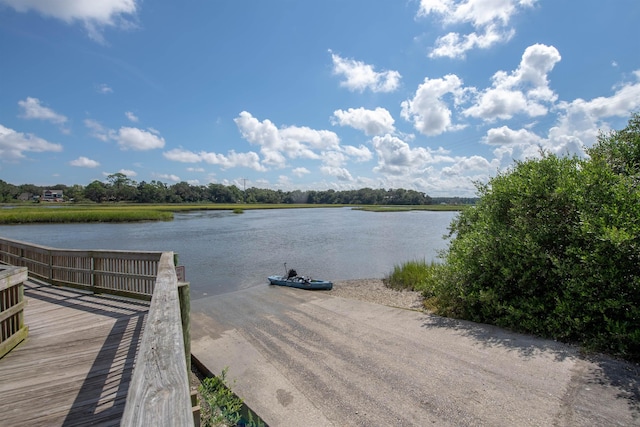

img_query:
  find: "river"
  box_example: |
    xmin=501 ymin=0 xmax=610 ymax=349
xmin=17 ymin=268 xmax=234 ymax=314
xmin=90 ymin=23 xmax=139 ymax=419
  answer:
xmin=0 ymin=207 xmax=457 ymax=299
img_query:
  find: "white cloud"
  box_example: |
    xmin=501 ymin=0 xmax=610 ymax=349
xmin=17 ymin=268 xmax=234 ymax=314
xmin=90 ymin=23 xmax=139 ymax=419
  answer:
xmin=125 ymin=111 xmax=139 ymax=122
xmin=96 ymin=83 xmax=113 ymax=94
xmin=292 ymin=167 xmax=310 ymax=177
xmin=321 ymin=150 xmax=347 ymax=168
xmin=0 ymin=124 xmax=63 ymax=160
xmin=119 ymin=169 xmax=137 ymax=177
xmin=69 ymin=156 xmax=100 ymax=168
xmin=164 ymin=148 xmax=202 ymax=163
xmin=153 ymin=173 xmax=180 ymax=182
xmin=320 ymin=166 xmax=353 ymax=181
xmin=371 ymin=134 xmax=454 ymax=176
xmin=234 ymin=111 xmax=340 ymax=168
xmin=163 ymin=147 xmax=267 ymax=172
xmin=560 ymin=70 xmax=640 ymax=120
xmin=18 ymin=97 xmax=67 ymax=125
xmin=441 ymin=155 xmax=497 ymax=177
xmin=343 ymin=144 xmax=373 ymax=162
xmin=84 ymin=119 xmax=110 ymax=141
xmin=0 ymin=0 xmax=139 ymax=43
xmin=401 ymin=74 xmax=467 ymax=136
xmin=331 ymin=107 xmax=395 ymax=136
xmin=430 ymin=24 xmax=514 ymax=59
xmin=200 ymin=151 xmax=266 ymax=171
xmin=418 ymin=0 xmax=537 ymax=58
xmin=113 ymin=127 xmax=165 ymax=150
xmin=463 ymin=44 xmax=560 ymax=120
xmin=330 ymin=51 xmax=401 ymax=93
xmin=484 ymin=125 xmax=541 ymax=146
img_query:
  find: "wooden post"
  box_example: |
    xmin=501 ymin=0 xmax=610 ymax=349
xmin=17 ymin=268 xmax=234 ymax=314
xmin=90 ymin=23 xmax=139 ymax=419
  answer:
xmin=0 ymin=267 xmax=29 ymax=358
xmin=178 ymin=281 xmax=191 ymax=372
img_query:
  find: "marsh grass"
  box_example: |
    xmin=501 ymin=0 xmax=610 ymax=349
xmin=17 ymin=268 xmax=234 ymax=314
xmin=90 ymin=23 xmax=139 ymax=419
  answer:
xmin=0 ymin=206 xmax=173 ymax=224
xmin=0 ymin=203 xmax=344 ymax=224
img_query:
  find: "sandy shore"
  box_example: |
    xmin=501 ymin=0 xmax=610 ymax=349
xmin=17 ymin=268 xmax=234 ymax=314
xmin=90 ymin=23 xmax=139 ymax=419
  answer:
xmin=328 ymin=278 xmax=424 ymax=311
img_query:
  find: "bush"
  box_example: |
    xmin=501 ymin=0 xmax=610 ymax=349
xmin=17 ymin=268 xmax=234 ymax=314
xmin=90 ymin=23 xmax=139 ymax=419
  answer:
xmin=431 ymin=113 xmax=640 ymax=361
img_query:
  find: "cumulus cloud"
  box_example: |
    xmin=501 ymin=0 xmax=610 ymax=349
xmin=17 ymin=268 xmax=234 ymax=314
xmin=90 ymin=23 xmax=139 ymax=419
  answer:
xmin=401 ymin=74 xmax=467 ymax=136
xmin=330 ymin=50 xmax=401 ymax=93
xmin=484 ymin=125 xmax=541 ymax=146
xmin=418 ymin=0 xmax=537 ymax=59
xmin=320 ymin=166 xmax=353 ymax=181
xmin=464 ymin=44 xmax=561 ymax=120
xmin=234 ymin=111 xmax=340 ymax=168
xmin=0 ymin=124 xmax=63 ymax=160
xmin=113 ymin=127 xmax=165 ymax=150
xmin=331 ymin=107 xmax=395 ymax=136
xmin=118 ymin=169 xmax=137 ymax=176
xmin=18 ymin=97 xmax=67 ymax=125
xmin=69 ymin=156 xmax=100 ymax=168
xmin=441 ymin=155 xmax=497 ymax=177
xmin=371 ymin=134 xmax=454 ymax=176
xmin=343 ymin=144 xmax=373 ymax=162
xmin=163 ymin=148 xmax=267 ymax=172
xmin=0 ymin=0 xmax=139 ymax=43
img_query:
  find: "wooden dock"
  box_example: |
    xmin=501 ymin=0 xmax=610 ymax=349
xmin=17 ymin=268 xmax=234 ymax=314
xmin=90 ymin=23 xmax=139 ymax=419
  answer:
xmin=0 ymin=279 xmax=150 ymax=427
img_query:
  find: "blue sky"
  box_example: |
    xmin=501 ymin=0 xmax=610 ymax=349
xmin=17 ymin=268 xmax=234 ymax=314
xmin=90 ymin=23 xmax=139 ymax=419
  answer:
xmin=1 ymin=0 xmax=639 ymax=196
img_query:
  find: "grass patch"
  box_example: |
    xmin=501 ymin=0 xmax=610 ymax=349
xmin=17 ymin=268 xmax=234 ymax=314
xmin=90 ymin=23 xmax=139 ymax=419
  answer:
xmin=384 ymin=260 xmax=448 ymax=312
xmin=0 ymin=206 xmax=173 ymax=224
xmin=383 ymin=259 xmax=442 ymax=294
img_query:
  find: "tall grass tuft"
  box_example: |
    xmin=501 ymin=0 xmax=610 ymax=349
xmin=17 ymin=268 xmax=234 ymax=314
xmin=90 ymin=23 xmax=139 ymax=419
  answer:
xmin=383 ymin=259 xmax=441 ymax=293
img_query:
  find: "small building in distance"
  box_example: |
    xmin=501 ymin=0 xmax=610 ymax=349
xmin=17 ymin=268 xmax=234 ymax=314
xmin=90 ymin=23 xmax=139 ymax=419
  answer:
xmin=42 ymin=189 xmax=64 ymax=202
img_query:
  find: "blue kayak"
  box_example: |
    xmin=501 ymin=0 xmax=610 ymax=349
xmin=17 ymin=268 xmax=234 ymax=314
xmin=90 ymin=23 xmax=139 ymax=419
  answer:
xmin=268 ymin=270 xmax=333 ymax=291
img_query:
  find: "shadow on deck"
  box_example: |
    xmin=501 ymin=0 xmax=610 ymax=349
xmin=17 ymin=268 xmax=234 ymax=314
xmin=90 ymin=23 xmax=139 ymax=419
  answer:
xmin=0 ymin=279 xmax=149 ymax=426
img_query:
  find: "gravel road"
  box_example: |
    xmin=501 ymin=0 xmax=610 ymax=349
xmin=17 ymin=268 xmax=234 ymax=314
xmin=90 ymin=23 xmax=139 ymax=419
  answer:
xmin=191 ymin=280 xmax=639 ymax=426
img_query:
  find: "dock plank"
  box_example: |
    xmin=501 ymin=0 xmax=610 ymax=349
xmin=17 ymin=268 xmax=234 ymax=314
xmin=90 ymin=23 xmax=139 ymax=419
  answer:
xmin=0 ymin=280 xmax=149 ymax=427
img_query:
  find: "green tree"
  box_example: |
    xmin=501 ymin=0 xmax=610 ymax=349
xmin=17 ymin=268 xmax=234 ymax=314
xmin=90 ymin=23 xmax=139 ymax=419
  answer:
xmin=434 ymin=113 xmax=640 ymax=360
xmin=106 ymin=173 xmax=137 ymax=201
xmin=84 ymin=180 xmax=108 ymax=203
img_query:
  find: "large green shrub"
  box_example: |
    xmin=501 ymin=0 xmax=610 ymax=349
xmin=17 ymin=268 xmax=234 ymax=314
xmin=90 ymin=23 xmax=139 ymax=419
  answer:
xmin=435 ymin=114 xmax=640 ymax=361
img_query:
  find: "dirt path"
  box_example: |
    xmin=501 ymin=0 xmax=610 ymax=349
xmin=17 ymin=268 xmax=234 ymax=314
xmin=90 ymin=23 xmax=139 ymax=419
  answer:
xmin=190 ymin=283 xmax=639 ymax=426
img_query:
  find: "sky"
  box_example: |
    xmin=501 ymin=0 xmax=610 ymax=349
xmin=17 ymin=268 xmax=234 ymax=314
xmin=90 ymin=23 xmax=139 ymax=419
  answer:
xmin=1 ymin=0 xmax=639 ymax=197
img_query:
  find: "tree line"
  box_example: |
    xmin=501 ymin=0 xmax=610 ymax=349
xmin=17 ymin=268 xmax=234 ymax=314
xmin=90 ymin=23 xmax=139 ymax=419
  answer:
xmin=0 ymin=175 xmax=476 ymax=206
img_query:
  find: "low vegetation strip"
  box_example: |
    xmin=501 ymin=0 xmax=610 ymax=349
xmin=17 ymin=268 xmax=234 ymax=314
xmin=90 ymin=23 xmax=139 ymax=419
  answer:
xmin=0 ymin=207 xmax=173 ymax=224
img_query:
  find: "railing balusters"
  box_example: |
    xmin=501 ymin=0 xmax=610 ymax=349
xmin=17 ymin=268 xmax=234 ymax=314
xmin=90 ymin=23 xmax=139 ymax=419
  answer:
xmin=0 ymin=237 xmax=171 ymax=301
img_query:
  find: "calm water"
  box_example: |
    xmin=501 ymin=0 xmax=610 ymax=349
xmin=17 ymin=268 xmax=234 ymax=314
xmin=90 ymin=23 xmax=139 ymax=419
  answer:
xmin=0 ymin=208 xmax=456 ymax=299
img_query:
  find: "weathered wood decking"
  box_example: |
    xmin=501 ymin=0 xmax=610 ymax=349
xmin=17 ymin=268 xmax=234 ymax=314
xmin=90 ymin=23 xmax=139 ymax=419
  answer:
xmin=0 ymin=279 xmax=150 ymax=426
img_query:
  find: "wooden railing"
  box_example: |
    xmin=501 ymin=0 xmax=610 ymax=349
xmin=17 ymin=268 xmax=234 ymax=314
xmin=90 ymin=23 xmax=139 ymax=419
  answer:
xmin=0 ymin=236 xmax=195 ymax=424
xmin=0 ymin=237 xmax=164 ymax=301
xmin=121 ymin=252 xmax=194 ymax=427
xmin=0 ymin=265 xmax=28 ymax=358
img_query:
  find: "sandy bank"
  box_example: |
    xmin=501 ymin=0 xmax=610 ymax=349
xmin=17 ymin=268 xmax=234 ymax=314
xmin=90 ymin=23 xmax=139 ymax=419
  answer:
xmin=328 ymin=278 xmax=424 ymax=311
